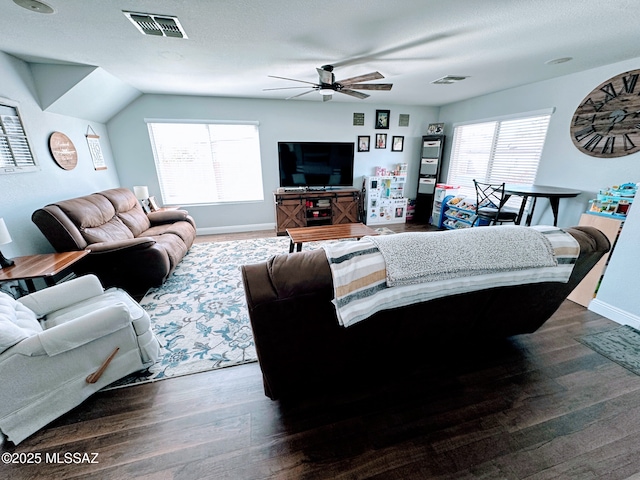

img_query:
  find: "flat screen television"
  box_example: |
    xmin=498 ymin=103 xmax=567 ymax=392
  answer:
xmin=278 ymin=141 xmax=354 ymax=188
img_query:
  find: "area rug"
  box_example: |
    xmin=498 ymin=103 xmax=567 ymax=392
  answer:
xmin=577 ymin=325 xmax=640 ymax=376
xmin=104 ymin=227 xmax=395 ymax=389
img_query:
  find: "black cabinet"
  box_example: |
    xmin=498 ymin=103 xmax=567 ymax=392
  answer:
xmin=414 ymin=135 xmax=445 ymax=223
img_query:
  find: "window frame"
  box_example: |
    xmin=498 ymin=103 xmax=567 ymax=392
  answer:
xmin=146 ymin=119 xmax=264 ymax=206
xmin=446 ymin=108 xmax=554 ymax=203
xmin=0 ymin=97 xmax=39 ymax=174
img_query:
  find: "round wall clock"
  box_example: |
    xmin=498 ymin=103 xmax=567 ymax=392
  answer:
xmin=570 ymin=69 xmax=640 ymax=158
xmin=48 ymin=131 xmax=78 ymax=170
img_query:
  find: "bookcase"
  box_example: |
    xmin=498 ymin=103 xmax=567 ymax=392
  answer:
xmin=363 ymin=175 xmax=407 ymax=225
xmin=273 ymin=188 xmax=360 ymax=235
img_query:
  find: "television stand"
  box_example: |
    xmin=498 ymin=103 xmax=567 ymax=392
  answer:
xmin=274 ymin=187 xmax=361 ymax=235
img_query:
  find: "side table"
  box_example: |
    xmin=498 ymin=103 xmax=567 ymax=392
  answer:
xmin=0 ymin=250 xmax=90 ymax=293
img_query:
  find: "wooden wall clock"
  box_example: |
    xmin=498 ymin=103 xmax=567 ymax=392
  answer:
xmin=48 ymin=131 xmax=78 ymax=170
xmin=571 ymin=69 xmax=640 ymax=158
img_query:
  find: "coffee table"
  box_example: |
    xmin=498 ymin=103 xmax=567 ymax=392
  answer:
xmin=286 ymin=223 xmax=379 ymax=253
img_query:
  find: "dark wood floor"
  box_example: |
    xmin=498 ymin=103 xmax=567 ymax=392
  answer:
xmin=3 ymin=223 xmax=637 ymax=479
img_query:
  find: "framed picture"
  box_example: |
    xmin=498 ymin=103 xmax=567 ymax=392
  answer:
xmin=427 ymin=123 xmax=444 ymax=134
xmin=148 ymin=196 xmax=160 ymax=212
xmin=358 ymin=135 xmax=370 ymax=152
xmin=375 ymin=133 xmax=387 ymax=149
xmin=375 ymin=109 xmax=390 ymax=129
xmin=391 ymin=136 xmax=404 ymax=152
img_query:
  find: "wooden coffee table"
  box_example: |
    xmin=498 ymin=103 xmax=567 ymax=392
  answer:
xmin=286 ymin=223 xmax=379 ymax=253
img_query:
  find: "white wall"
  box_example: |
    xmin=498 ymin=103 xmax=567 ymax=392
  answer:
xmin=590 ymin=203 xmax=640 ymax=327
xmin=437 ymin=56 xmax=640 ymax=325
xmin=107 ymin=95 xmax=439 ymax=233
xmin=0 ymin=52 xmax=120 ymax=257
xmin=438 ymin=56 xmax=640 ymax=228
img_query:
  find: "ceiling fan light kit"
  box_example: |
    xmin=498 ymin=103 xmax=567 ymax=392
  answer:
xmin=13 ymin=0 xmax=54 ymax=14
xmin=266 ymin=64 xmax=393 ymax=101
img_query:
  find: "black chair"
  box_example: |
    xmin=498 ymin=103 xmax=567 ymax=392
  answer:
xmin=473 ymin=180 xmax=519 ymax=226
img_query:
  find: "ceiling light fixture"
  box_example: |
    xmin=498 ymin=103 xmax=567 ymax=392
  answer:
xmin=317 ymin=88 xmax=334 ymax=96
xmin=13 ymin=0 xmax=55 ymax=14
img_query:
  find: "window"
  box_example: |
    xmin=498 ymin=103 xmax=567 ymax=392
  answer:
xmin=446 ymin=111 xmax=552 ymax=203
xmin=147 ymin=121 xmax=263 ymax=205
xmin=0 ymin=99 xmax=38 ymax=174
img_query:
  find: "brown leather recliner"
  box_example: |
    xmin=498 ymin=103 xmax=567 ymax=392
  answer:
xmin=32 ymin=188 xmax=196 ymax=297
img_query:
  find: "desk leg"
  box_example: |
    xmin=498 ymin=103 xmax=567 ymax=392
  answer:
xmin=549 ymin=197 xmax=560 ymax=226
xmin=296 ymin=243 xmax=302 ymax=252
xmin=513 ymin=195 xmax=528 ymax=225
xmin=289 ymin=239 xmax=294 ymax=253
xmin=525 ymin=197 xmax=538 ymax=226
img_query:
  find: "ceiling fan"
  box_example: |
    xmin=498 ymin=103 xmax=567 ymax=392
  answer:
xmin=264 ymin=65 xmax=392 ymax=101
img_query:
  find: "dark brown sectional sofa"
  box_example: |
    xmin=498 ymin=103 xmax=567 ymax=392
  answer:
xmin=241 ymin=226 xmax=610 ymax=400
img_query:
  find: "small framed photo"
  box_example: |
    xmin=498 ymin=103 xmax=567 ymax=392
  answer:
xmin=375 ymin=133 xmax=387 ymax=149
xmin=375 ymin=109 xmax=390 ymax=129
xmin=391 ymin=136 xmax=404 ymax=152
xmin=358 ymin=136 xmax=370 ymax=152
xmin=148 ymin=196 xmax=160 ymax=212
xmin=427 ymin=123 xmax=444 ymax=134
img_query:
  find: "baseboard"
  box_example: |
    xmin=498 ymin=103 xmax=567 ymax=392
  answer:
xmin=196 ymin=223 xmax=275 ymax=236
xmin=589 ymin=298 xmax=640 ymax=330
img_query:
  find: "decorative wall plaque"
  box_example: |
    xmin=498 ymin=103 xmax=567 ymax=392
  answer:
xmin=86 ymin=126 xmax=106 ymax=170
xmin=48 ymin=131 xmax=78 ymax=170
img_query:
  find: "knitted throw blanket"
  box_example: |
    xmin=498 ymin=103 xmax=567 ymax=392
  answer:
xmin=365 ymin=226 xmax=558 ymax=287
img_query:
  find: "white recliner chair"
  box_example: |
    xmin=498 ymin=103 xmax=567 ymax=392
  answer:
xmin=0 ymin=274 xmax=159 ymax=445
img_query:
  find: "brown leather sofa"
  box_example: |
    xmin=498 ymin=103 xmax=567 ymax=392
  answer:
xmin=241 ymin=226 xmax=610 ymax=400
xmin=32 ymin=188 xmax=196 ymax=297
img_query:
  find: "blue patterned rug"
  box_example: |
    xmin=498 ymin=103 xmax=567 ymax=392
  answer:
xmin=103 ymin=228 xmax=394 ymax=389
xmin=577 ymin=325 xmax=640 ymax=376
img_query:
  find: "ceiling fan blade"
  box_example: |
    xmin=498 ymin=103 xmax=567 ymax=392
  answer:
xmin=346 ymin=83 xmax=393 ymax=91
xmin=338 ymin=89 xmax=370 ymax=99
xmin=337 ymin=71 xmax=384 ymax=84
xmin=268 ymin=75 xmax=318 ymax=86
xmin=263 ymin=86 xmax=315 ymax=91
xmin=286 ymin=89 xmax=314 ymax=100
xmin=316 ymin=67 xmax=334 ymax=85
xmin=322 ymin=95 xmax=332 ymax=102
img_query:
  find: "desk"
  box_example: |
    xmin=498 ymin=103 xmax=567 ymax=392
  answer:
xmin=0 ymin=250 xmax=89 ymax=293
xmin=504 ymin=184 xmax=581 ymax=226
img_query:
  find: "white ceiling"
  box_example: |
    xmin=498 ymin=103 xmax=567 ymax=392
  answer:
xmin=2 ymin=0 xmax=640 ymax=107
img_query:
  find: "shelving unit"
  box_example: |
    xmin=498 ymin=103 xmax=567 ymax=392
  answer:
xmin=567 ymin=213 xmax=624 ymax=307
xmin=363 ymin=175 xmax=408 ymax=225
xmin=273 ymin=188 xmax=360 ymax=235
xmin=414 ymin=135 xmax=445 ymax=223
xmin=440 ymin=195 xmax=489 ymax=229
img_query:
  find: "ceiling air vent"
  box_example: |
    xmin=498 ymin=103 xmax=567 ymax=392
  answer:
xmin=123 ymin=11 xmax=188 ymax=38
xmin=431 ymin=75 xmax=469 ymax=85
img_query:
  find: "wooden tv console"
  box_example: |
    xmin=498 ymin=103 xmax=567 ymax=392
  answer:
xmin=274 ymin=187 xmax=361 ymax=235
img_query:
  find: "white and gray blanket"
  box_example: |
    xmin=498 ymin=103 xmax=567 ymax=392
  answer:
xmin=366 ymin=226 xmax=558 ymax=287
xmin=323 ymin=226 xmax=580 ymax=327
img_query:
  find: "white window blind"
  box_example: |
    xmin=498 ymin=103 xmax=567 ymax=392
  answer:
xmin=0 ymin=100 xmax=38 ymax=174
xmin=447 ymin=113 xmax=551 ymax=203
xmin=147 ymin=121 xmax=264 ymax=205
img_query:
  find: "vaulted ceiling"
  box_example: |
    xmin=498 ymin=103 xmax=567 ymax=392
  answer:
xmin=2 ymin=0 xmax=639 ymax=116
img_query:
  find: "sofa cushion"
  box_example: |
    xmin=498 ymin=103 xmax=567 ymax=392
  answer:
xmin=82 ymin=217 xmax=134 ymax=244
xmin=0 ymin=292 xmax=42 ymax=354
xmin=100 ymin=188 xmax=151 ymax=237
xmin=56 ymin=194 xmax=116 ymax=229
xmin=144 ymin=221 xmax=197 ymax=245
